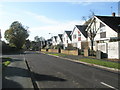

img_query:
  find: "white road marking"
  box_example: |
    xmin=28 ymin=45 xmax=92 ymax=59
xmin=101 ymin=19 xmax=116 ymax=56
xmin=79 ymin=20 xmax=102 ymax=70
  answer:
xmin=100 ymin=82 xmax=118 ymax=90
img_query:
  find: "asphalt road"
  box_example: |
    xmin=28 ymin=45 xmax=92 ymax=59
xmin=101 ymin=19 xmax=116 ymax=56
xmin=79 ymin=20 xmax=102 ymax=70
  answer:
xmin=3 ymin=51 xmax=119 ymax=89
xmin=23 ymin=51 xmax=119 ymax=89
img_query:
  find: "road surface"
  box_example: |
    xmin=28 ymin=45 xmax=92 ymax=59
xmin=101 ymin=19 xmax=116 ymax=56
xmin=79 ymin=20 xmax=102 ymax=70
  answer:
xmin=24 ymin=51 xmax=119 ymax=89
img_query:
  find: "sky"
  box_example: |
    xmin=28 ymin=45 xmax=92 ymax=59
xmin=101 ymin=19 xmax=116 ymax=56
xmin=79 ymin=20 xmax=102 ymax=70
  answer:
xmin=0 ymin=1 xmax=119 ymax=41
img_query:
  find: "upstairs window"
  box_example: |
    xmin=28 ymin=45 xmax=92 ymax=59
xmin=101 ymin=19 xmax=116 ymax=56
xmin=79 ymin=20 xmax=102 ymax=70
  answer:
xmin=100 ymin=32 xmax=106 ymax=38
xmin=73 ymin=34 xmax=77 ymax=39
xmin=78 ymin=31 xmax=81 ymax=37
xmin=100 ymin=22 xmax=105 ymax=32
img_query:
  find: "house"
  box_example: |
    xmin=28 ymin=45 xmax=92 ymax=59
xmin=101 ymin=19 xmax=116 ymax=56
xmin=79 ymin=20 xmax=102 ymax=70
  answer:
xmin=51 ymin=36 xmax=57 ymax=46
xmin=71 ymin=25 xmax=88 ymax=49
xmin=62 ymin=31 xmax=72 ymax=49
xmin=56 ymin=34 xmax=63 ymax=45
xmin=46 ymin=38 xmax=52 ymax=48
xmin=85 ymin=13 xmax=120 ymax=51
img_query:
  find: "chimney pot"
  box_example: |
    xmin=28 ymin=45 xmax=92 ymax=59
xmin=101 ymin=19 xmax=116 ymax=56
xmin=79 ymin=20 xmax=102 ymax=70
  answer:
xmin=112 ymin=12 xmax=115 ymax=17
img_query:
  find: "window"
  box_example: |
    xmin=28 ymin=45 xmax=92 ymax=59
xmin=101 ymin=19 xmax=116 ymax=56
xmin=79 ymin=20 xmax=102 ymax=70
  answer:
xmin=100 ymin=22 xmax=105 ymax=32
xmin=78 ymin=31 xmax=81 ymax=37
xmin=78 ymin=33 xmax=81 ymax=37
xmin=73 ymin=34 xmax=76 ymax=39
xmin=78 ymin=37 xmax=81 ymax=41
xmin=100 ymin=32 xmax=106 ymax=38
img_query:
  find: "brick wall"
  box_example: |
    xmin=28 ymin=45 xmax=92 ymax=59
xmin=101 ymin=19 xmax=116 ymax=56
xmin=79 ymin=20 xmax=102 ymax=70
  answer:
xmin=41 ymin=49 xmax=47 ymax=52
xmin=48 ymin=49 xmax=59 ymax=53
xmin=61 ymin=49 xmax=79 ymax=55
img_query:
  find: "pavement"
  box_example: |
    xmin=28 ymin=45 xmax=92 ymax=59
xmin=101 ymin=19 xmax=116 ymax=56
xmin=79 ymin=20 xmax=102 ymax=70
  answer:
xmin=2 ymin=56 xmax=34 ymax=89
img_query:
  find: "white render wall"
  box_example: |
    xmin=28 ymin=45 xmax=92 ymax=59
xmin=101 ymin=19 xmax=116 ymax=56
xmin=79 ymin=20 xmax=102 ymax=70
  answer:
xmin=72 ymin=27 xmax=87 ymax=49
xmin=98 ymin=43 xmax=107 ymax=53
xmin=108 ymin=41 xmax=120 ymax=59
xmin=52 ymin=37 xmax=57 ymax=46
xmin=62 ymin=32 xmax=71 ymax=48
xmin=56 ymin=36 xmax=62 ymax=45
xmin=72 ymin=28 xmax=81 ymax=49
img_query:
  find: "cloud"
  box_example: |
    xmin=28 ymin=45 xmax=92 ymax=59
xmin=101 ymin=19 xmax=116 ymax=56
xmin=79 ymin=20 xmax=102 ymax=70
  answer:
xmin=29 ymin=20 xmax=84 ymax=40
xmin=25 ymin=11 xmax=59 ymax=25
xmin=70 ymin=2 xmax=92 ymax=5
xmin=0 ymin=4 xmax=3 ymax=8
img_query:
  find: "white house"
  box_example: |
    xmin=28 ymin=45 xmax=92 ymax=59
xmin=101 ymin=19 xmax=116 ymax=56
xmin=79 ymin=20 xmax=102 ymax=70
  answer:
xmin=56 ymin=34 xmax=63 ymax=45
xmin=71 ymin=25 xmax=88 ymax=49
xmin=46 ymin=38 xmax=52 ymax=48
xmin=86 ymin=13 xmax=120 ymax=59
xmin=86 ymin=14 xmax=120 ymax=52
xmin=51 ymin=36 xmax=57 ymax=46
xmin=62 ymin=31 xmax=72 ymax=49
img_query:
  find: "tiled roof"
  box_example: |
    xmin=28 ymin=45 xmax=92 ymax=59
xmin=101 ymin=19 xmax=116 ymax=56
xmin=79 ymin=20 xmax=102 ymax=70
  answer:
xmin=65 ymin=31 xmax=72 ymax=41
xmin=76 ymin=25 xmax=88 ymax=38
xmin=58 ymin=34 xmax=63 ymax=41
xmin=96 ymin=16 xmax=120 ymax=33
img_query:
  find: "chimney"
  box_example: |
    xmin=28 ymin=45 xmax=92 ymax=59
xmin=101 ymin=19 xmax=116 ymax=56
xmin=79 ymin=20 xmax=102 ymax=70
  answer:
xmin=112 ymin=12 xmax=115 ymax=17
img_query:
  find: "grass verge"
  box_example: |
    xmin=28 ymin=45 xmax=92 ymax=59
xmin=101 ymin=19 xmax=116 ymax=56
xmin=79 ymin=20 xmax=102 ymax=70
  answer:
xmin=42 ymin=52 xmax=120 ymax=69
xmin=79 ymin=58 xmax=120 ymax=69
xmin=48 ymin=53 xmax=67 ymax=57
xmin=3 ymin=61 xmax=11 ymax=66
xmin=1 ymin=57 xmax=11 ymax=67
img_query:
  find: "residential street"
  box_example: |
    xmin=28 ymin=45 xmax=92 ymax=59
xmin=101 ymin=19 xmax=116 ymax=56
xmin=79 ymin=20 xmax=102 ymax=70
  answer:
xmin=2 ymin=51 xmax=119 ymax=89
xmin=24 ymin=51 xmax=119 ymax=89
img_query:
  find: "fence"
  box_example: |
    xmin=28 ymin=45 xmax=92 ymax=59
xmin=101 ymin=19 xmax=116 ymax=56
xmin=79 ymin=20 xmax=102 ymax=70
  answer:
xmin=108 ymin=41 xmax=120 ymax=59
xmin=97 ymin=41 xmax=120 ymax=59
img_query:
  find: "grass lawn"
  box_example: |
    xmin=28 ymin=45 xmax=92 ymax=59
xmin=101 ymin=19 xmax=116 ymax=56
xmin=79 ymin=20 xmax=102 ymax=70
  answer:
xmin=1 ymin=57 xmax=11 ymax=67
xmin=79 ymin=58 xmax=120 ymax=69
xmin=48 ymin=53 xmax=67 ymax=57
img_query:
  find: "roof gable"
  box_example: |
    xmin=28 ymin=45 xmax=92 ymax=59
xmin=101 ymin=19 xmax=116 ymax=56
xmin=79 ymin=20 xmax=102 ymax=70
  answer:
xmin=76 ymin=25 xmax=88 ymax=38
xmin=65 ymin=31 xmax=72 ymax=41
xmin=95 ymin=16 xmax=120 ymax=33
xmin=58 ymin=34 xmax=63 ymax=41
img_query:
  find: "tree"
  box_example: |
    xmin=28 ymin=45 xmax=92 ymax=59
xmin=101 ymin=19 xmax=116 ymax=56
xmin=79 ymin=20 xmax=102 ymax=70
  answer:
xmin=82 ymin=10 xmax=99 ymax=55
xmin=86 ymin=18 xmax=99 ymax=51
xmin=34 ymin=36 xmax=40 ymax=42
xmin=4 ymin=21 xmax=29 ymax=49
xmin=24 ymin=39 xmax=31 ymax=50
xmin=34 ymin=36 xmax=46 ymax=49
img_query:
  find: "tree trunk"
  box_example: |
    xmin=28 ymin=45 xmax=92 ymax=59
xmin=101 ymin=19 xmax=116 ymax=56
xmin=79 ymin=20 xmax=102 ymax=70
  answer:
xmin=91 ymin=39 xmax=94 ymax=56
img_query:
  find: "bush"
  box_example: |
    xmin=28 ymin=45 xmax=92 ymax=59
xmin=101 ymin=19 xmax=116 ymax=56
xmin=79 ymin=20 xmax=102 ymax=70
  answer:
xmin=89 ymin=49 xmax=96 ymax=56
xmin=2 ymin=41 xmax=23 ymax=54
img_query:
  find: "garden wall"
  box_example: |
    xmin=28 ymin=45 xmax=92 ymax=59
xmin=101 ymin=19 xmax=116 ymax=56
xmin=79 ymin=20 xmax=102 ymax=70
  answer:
xmin=61 ymin=49 xmax=79 ymax=55
xmin=48 ymin=49 xmax=59 ymax=53
xmin=41 ymin=49 xmax=47 ymax=52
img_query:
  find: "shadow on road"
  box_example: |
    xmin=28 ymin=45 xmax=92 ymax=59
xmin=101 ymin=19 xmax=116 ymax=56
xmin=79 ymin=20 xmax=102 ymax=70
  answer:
xmin=2 ymin=77 xmax=23 ymax=88
xmin=33 ymin=74 xmax=66 ymax=81
xmin=4 ymin=66 xmax=66 ymax=82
